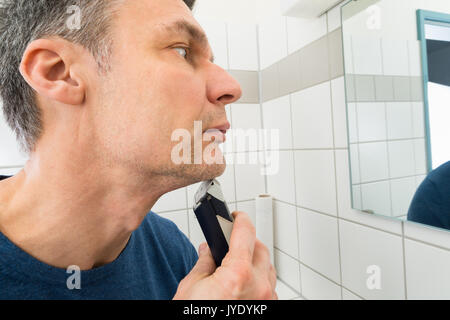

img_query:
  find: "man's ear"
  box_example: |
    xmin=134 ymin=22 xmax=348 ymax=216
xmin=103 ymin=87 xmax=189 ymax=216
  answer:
xmin=19 ymin=38 xmax=86 ymax=105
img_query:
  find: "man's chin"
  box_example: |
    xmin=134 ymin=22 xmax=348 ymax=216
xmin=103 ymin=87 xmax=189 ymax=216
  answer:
xmin=197 ymin=161 xmax=227 ymax=182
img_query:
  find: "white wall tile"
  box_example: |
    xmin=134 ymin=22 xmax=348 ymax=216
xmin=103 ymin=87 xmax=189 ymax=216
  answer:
xmin=352 ymin=35 xmax=383 ymax=75
xmin=331 ymin=77 xmax=349 ymax=148
xmin=294 ymin=150 xmax=337 ymax=215
xmin=276 ymin=280 xmax=301 ymax=300
xmin=0 ymin=110 xmax=28 ymax=167
xmin=258 ymin=16 xmax=288 ymax=69
xmin=352 ymin=185 xmax=362 ymax=209
xmin=335 ymin=149 xmax=403 ymax=235
xmin=286 ymin=15 xmax=327 ymax=54
xmin=381 ymin=38 xmax=410 ymax=76
xmin=358 ymin=142 xmax=389 ymax=183
xmin=360 ymin=181 xmax=391 ymax=216
xmin=262 ymin=96 xmax=293 ymax=150
xmin=390 ymin=177 xmax=416 ymax=217
xmin=300 ymin=265 xmax=341 ymax=300
xmin=236 ymin=200 xmax=256 ymax=227
xmin=267 ymin=151 xmax=296 ymax=204
xmin=158 ymin=210 xmax=189 ymax=238
xmin=357 ymin=103 xmax=387 ymax=142
xmin=349 ymin=144 xmax=361 ymax=184
xmin=412 ymin=102 xmax=425 ymax=138
xmin=234 ymin=151 xmax=266 ymax=201
xmin=187 ymin=182 xmax=202 ymax=209
xmin=327 ymin=5 xmax=342 ymax=33
xmin=273 ymin=201 xmax=298 ymax=259
xmin=408 ymin=40 xmax=423 ymax=77
xmin=291 ymin=82 xmax=334 ymax=149
xmin=339 ymin=220 xmax=405 ymax=299
xmin=231 ymin=104 xmax=263 ymax=152
xmin=343 ymin=35 xmax=354 ymax=74
xmin=152 ymin=187 xmax=187 ymax=213
xmin=404 ymin=221 xmax=450 ymax=251
xmin=216 ymin=162 xmax=237 ymax=203
xmin=405 ymin=239 xmax=450 ymax=299
xmin=388 ymin=140 xmax=415 ymax=178
xmin=227 ymin=23 xmax=259 ymax=71
xmin=342 ymin=288 xmax=363 ymax=300
xmin=298 ymin=208 xmax=341 ymax=283
xmin=195 ymin=18 xmax=229 ymax=70
xmin=413 ymin=139 xmax=427 ymax=175
xmin=386 ymin=102 xmax=414 ymax=140
xmin=347 ymin=103 xmax=358 ymax=143
xmin=274 ymin=248 xmax=301 ymax=293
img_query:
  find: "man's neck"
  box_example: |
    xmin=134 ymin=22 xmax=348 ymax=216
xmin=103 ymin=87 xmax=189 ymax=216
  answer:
xmin=0 ymin=154 xmax=165 ymax=271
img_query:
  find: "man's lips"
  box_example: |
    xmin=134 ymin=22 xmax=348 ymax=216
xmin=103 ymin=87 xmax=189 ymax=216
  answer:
xmin=203 ymin=129 xmax=226 ymax=143
xmin=202 ymin=122 xmax=231 ymax=143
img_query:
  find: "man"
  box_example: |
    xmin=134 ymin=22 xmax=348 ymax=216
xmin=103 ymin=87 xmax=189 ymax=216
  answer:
xmin=407 ymin=161 xmax=450 ymax=230
xmin=0 ymin=0 xmax=277 ymax=299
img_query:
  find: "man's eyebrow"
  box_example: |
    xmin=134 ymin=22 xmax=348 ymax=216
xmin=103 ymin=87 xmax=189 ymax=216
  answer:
xmin=159 ymin=19 xmax=215 ymax=63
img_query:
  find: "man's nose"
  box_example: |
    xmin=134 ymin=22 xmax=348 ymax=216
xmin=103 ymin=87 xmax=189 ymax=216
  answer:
xmin=206 ymin=65 xmax=243 ymax=106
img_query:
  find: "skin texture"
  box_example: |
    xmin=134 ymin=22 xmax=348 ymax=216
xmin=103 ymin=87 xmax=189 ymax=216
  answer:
xmin=0 ymin=0 xmax=277 ymax=299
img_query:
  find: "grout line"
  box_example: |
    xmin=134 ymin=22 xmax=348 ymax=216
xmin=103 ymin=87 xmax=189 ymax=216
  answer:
xmin=286 ymin=37 xmax=303 ymax=298
xmin=350 ymin=136 xmax=426 ymax=145
xmin=326 ymin=14 xmax=343 ymax=298
xmin=401 ymin=221 xmax=409 ymax=300
xmin=276 ymin=277 xmax=303 ymax=300
xmin=255 ymin=24 xmax=268 ymax=196
xmin=284 ymin=12 xmax=303 ymax=294
xmin=379 ymin=37 xmax=395 ymax=218
xmin=403 ymin=235 xmax=450 ymax=253
xmin=299 ymin=261 xmax=342 ymax=291
xmin=340 ymin=285 xmax=366 ymax=300
xmin=347 ymin=34 xmax=364 ymax=217
xmin=352 ymin=173 xmax=425 ymax=186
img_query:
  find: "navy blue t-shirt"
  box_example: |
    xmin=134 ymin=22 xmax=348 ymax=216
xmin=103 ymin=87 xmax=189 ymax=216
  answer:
xmin=407 ymin=161 xmax=450 ymax=230
xmin=0 ymin=176 xmax=198 ymax=299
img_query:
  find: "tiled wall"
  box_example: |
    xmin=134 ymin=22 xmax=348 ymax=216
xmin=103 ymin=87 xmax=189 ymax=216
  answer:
xmin=1 ymin=2 xmax=450 ymax=300
xmin=255 ymin=3 xmax=450 ymax=300
xmin=0 ymin=107 xmax=28 ymax=175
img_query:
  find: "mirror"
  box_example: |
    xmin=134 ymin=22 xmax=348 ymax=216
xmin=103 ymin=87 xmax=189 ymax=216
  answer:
xmin=342 ymin=0 xmax=450 ymax=230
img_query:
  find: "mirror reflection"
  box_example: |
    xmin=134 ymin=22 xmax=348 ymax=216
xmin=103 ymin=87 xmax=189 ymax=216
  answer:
xmin=342 ymin=0 xmax=450 ymax=230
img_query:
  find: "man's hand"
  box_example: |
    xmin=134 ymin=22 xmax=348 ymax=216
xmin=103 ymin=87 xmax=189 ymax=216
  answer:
xmin=173 ymin=211 xmax=278 ymax=300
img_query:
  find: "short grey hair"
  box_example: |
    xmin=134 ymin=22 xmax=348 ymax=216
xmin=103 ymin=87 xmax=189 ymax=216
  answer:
xmin=0 ymin=0 xmax=196 ymax=154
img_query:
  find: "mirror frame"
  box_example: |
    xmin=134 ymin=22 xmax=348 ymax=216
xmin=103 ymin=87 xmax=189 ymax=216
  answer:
xmin=417 ymin=9 xmax=450 ymax=172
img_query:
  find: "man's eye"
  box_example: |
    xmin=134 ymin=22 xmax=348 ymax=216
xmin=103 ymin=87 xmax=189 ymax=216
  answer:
xmin=174 ymin=47 xmax=188 ymax=59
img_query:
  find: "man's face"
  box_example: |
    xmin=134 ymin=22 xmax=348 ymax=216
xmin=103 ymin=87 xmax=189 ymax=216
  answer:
xmin=90 ymin=0 xmax=241 ymax=191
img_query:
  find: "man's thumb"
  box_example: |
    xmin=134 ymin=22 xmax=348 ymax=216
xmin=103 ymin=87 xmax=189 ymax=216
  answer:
xmin=189 ymin=242 xmax=216 ymax=278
